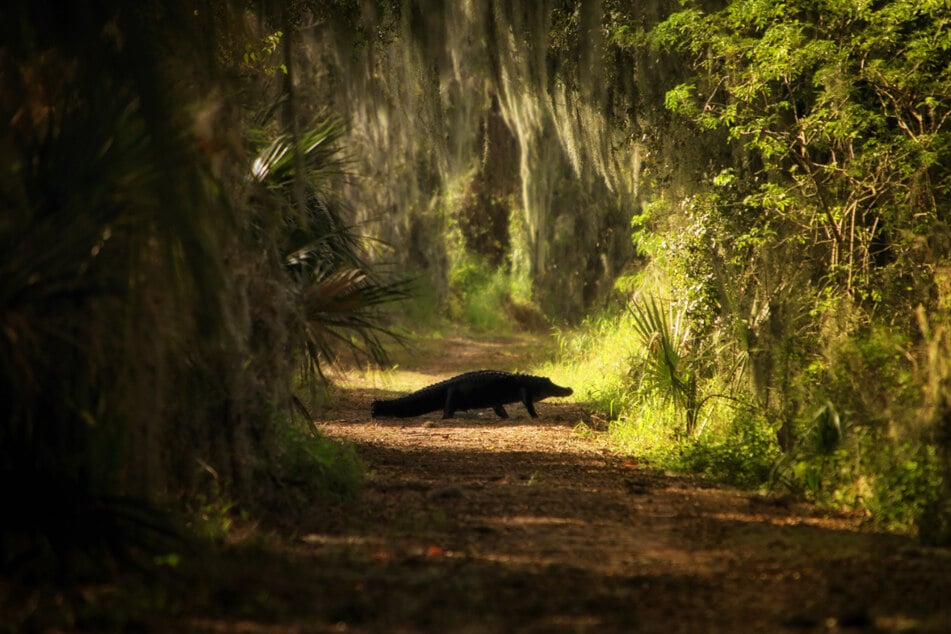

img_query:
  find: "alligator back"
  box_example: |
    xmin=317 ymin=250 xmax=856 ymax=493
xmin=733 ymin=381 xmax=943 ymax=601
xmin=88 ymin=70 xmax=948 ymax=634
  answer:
xmin=370 ymin=370 xmax=572 ymax=419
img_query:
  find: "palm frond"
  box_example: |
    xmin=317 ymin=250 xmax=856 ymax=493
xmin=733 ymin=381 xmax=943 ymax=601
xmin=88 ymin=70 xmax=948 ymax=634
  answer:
xmin=250 ymin=116 xmax=348 ymax=193
xmin=249 ymin=116 xmax=410 ymax=379
xmin=630 ymin=296 xmax=699 ymax=434
xmin=298 ymin=265 xmax=412 ymax=376
xmin=630 ymin=296 xmax=691 ymax=391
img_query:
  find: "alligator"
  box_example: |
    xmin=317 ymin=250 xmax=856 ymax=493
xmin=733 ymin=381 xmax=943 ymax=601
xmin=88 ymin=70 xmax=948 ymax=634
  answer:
xmin=370 ymin=370 xmax=573 ymax=419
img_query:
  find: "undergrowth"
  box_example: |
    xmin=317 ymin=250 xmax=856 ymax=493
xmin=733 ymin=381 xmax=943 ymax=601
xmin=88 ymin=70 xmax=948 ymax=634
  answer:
xmin=606 ymin=393 xmax=779 ymax=489
xmin=276 ymin=422 xmax=364 ymax=501
xmin=552 ymin=301 xmax=944 ymax=535
xmin=448 ymin=256 xmax=543 ymax=332
xmin=550 ymin=304 xmax=785 ymax=491
xmin=186 ymin=415 xmax=364 ymax=540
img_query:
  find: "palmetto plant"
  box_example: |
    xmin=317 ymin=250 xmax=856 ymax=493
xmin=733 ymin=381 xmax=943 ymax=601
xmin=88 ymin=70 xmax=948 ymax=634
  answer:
xmin=629 ymin=296 xmax=700 ymax=436
xmin=249 ymin=116 xmax=410 ymax=377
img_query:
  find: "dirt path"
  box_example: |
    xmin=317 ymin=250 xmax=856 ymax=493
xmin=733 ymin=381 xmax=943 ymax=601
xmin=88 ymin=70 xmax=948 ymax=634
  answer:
xmin=298 ymin=335 xmax=949 ymax=633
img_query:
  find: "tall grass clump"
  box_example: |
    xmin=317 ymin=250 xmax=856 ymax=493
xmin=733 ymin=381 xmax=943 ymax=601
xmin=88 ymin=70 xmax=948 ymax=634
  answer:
xmin=553 ymin=307 xmax=644 ymax=418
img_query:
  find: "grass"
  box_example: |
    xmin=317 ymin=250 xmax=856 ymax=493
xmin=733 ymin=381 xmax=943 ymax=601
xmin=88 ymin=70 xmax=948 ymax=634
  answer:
xmin=547 ymin=305 xmax=780 ymax=489
xmin=446 ymin=256 xmax=547 ymax=334
xmin=546 ymin=309 xmax=643 ymax=413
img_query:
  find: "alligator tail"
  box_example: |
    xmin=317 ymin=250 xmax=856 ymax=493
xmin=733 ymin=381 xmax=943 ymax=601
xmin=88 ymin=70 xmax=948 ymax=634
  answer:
xmin=371 ymin=395 xmax=441 ymax=418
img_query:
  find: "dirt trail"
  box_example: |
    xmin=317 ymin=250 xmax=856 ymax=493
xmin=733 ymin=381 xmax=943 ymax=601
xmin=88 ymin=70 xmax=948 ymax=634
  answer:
xmin=306 ymin=334 xmax=951 ymax=633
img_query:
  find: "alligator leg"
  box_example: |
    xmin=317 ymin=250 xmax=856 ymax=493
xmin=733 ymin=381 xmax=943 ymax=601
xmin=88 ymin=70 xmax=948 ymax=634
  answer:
xmin=520 ymin=388 xmax=539 ymax=418
xmin=493 ymin=405 xmax=509 ymax=418
xmin=443 ymin=387 xmax=456 ymax=419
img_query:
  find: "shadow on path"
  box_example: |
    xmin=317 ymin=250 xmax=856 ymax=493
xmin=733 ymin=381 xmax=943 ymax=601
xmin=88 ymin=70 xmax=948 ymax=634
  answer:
xmin=305 ymin=404 xmax=951 ymax=634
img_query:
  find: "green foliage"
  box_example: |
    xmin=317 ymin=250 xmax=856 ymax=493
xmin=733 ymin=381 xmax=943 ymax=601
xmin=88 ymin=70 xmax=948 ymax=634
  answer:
xmin=608 ymin=398 xmax=680 ymax=463
xmin=187 ymin=464 xmax=242 ymax=542
xmin=250 ymin=116 xmax=411 ymax=378
xmin=865 ymin=444 xmax=943 ymax=535
xmin=677 ymin=412 xmax=780 ymax=488
xmin=773 ymin=426 xmax=943 ymax=534
xmin=555 ymin=299 xmax=777 ymax=488
xmin=590 ymin=0 xmax=951 ymax=536
xmin=447 ymin=255 xmax=537 ymax=332
xmin=244 ymin=29 xmax=285 ymax=75
xmin=553 ymin=308 xmax=643 ymax=416
xmin=606 ymin=392 xmax=779 ymax=489
xmin=448 ymin=257 xmax=504 ymax=330
xmin=629 ymin=296 xmax=699 ymax=435
xmin=273 ymin=423 xmax=364 ymax=503
xmin=654 ymin=0 xmax=951 ymax=300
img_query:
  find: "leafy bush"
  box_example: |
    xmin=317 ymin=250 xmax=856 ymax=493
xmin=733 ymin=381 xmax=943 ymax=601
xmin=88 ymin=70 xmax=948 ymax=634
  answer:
xmin=865 ymin=444 xmax=943 ymax=535
xmin=589 ymin=0 xmax=951 ymax=536
xmin=274 ymin=423 xmax=364 ymax=503
xmin=447 ymin=255 xmax=538 ymax=332
xmin=677 ymin=413 xmax=780 ymax=488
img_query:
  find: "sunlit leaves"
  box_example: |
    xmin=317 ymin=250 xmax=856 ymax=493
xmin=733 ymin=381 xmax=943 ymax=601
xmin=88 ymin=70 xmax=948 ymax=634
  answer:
xmin=629 ymin=295 xmax=699 ymax=435
xmin=648 ymin=8 xmax=706 ymax=53
xmin=654 ymin=0 xmax=951 ymax=299
xmin=243 ymin=29 xmax=285 ymax=75
xmin=250 ymin=117 xmax=348 ymax=191
xmin=725 ymin=0 xmax=789 ymax=31
xmin=663 ymin=82 xmax=699 ymax=119
xmin=630 ymin=0 xmax=951 ymax=532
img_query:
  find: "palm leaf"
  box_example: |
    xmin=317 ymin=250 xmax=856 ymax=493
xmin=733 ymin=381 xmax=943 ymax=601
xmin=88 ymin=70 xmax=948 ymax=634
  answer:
xmin=630 ymin=296 xmax=691 ymax=393
xmin=250 ymin=117 xmax=348 ymax=193
xmin=249 ymin=117 xmax=410 ymax=378
xmin=630 ymin=296 xmax=699 ymax=433
xmin=298 ymin=268 xmax=411 ymax=377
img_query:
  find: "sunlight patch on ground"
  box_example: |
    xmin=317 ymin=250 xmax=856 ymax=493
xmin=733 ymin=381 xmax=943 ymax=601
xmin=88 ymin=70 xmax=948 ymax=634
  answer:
xmin=494 ymin=515 xmax=589 ymax=527
xmin=300 ymin=533 xmax=380 ymax=548
xmin=330 ymin=367 xmax=446 ymax=392
xmin=706 ymin=510 xmax=860 ymax=532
